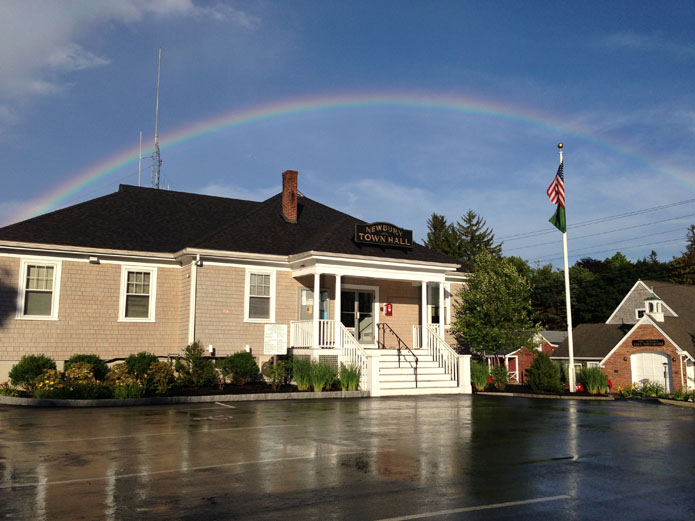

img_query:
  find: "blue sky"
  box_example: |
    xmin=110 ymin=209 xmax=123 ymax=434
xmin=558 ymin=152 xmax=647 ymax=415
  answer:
xmin=1 ymin=0 xmax=693 ymax=267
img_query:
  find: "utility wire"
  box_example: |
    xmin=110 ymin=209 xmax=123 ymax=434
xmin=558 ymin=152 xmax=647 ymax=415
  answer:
xmin=529 ymin=228 xmax=686 ymax=262
xmin=504 ymin=213 xmax=695 ymax=252
xmin=526 ymin=237 xmax=684 ymax=265
xmin=500 ymin=198 xmax=695 ymax=242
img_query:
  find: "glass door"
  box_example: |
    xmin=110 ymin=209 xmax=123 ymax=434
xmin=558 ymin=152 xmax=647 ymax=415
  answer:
xmin=340 ymin=290 xmax=375 ymax=344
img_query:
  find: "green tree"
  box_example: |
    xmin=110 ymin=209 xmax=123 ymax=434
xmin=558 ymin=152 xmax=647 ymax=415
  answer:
xmin=684 ymin=224 xmax=695 ymax=255
xmin=453 ymin=250 xmax=537 ymax=363
xmin=423 ymin=213 xmax=457 ymax=258
xmin=453 ymin=210 xmax=502 ymax=269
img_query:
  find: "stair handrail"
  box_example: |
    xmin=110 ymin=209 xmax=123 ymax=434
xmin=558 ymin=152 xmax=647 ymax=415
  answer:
xmin=378 ymin=322 xmax=418 ymax=388
xmin=336 ymin=321 xmax=369 ymax=391
xmin=424 ymin=324 xmax=459 ymax=382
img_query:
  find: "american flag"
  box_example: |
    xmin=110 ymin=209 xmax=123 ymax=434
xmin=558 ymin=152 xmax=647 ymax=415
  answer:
xmin=546 ymin=162 xmax=565 ymax=208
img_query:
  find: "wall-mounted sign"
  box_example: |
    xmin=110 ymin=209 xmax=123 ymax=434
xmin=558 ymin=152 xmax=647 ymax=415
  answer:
xmin=355 ymin=222 xmax=413 ymax=249
xmin=264 ymin=324 xmax=288 ymax=355
xmin=632 ymin=339 xmax=665 ymax=347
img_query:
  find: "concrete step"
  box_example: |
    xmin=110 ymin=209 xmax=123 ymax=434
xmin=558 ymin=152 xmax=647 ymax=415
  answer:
xmin=380 ymin=379 xmax=458 ymax=389
xmin=379 ymin=360 xmax=441 ymax=369
xmin=379 ymin=387 xmax=462 ymax=396
xmin=380 ymin=366 xmax=449 ymax=375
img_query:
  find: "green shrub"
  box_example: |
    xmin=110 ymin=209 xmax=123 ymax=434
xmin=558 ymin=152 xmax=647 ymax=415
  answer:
xmin=65 ymin=362 xmax=96 ymax=384
xmin=218 ymin=352 xmax=259 ymax=385
xmin=65 ymin=354 xmax=109 ymax=381
xmin=174 ymin=342 xmax=219 ymax=388
xmin=263 ymin=360 xmax=291 ymax=391
xmin=339 ymin=363 xmax=361 ymax=391
xmin=0 ymin=381 xmax=20 ymax=397
xmin=125 ymin=352 xmax=159 ymax=379
xmin=9 ymin=355 xmax=56 ymax=391
xmin=470 ymin=361 xmax=489 ymax=391
xmin=491 ymin=364 xmax=509 ymax=391
xmin=293 ymin=357 xmax=313 ymax=391
xmin=526 ymin=353 xmax=564 ymax=393
xmin=576 ymin=367 xmax=609 ymax=394
xmin=69 ymin=382 xmax=113 ymax=399
xmin=636 ymin=380 xmax=665 ymax=398
xmin=106 ymin=363 xmax=145 ymax=399
xmin=311 ymin=362 xmax=337 ymax=392
xmin=33 ymin=369 xmax=68 ymax=398
xmin=148 ymin=361 xmax=175 ymax=395
xmin=113 ymin=381 xmax=146 ymax=399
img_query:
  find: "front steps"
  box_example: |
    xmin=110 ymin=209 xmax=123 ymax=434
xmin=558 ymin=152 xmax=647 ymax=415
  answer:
xmin=377 ymin=349 xmax=459 ymax=396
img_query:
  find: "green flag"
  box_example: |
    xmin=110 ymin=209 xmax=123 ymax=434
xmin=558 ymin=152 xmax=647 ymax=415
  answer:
xmin=549 ymin=205 xmax=566 ymax=233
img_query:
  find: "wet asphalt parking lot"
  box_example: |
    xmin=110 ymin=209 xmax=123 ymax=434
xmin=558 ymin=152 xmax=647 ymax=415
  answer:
xmin=1 ymin=395 xmax=694 ymax=521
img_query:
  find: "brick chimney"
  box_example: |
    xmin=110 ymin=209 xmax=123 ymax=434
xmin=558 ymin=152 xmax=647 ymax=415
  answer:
xmin=281 ymin=170 xmax=298 ymax=223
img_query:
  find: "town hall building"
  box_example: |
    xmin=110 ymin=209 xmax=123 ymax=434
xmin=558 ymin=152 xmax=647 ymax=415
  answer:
xmin=0 ymin=171 xmax=471 ymax=395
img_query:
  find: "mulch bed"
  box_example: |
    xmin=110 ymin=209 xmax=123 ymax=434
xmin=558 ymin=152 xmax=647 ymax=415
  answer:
xmin=477 ymin=384 xmax=611 ymax=398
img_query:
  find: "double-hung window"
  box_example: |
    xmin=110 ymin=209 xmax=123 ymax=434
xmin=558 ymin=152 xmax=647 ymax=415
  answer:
xmin=119 ymin=266 xmax=157 ymax=321
xmin=18 ymin=260 xmax=61 ymax=320
xmin=245 ymin=270 xmax=275 ymax=322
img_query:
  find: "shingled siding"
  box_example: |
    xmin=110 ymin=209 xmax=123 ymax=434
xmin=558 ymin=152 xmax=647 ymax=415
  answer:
xmin=193 ymin=265 xmax=300 ymax=365
xmin=0 ymin=257 xmax=183 ymax=378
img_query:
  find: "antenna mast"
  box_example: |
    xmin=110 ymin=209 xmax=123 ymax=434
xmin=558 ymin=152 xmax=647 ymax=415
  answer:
xmin=151 ymin=48 xmax=162 ymax=189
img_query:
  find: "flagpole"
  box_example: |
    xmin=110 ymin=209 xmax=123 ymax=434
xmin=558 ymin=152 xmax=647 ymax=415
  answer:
xmin=558 ymin=143 xmax=576 ymax=393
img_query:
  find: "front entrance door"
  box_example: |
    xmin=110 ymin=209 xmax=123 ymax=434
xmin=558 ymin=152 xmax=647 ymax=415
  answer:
xmin=341 ymin=290 xmax=375 ymax=344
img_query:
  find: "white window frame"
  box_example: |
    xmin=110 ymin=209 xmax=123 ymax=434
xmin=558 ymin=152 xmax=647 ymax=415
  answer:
xmin=118 ymin=266 xmax=157 ymax=322
xmin=587 ymin=361 xmax=600 ymax=368
xmin=16 ymin=258 xmax=62 ymax=321
xmin=635 ymin=309 xmax=646 ymax=319
xmin=244 ymin=269 xmax=276 ymax=323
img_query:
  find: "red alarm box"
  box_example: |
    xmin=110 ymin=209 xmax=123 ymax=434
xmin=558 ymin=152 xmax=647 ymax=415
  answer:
xmin=385 ymin=303 xmax=393 ymax=316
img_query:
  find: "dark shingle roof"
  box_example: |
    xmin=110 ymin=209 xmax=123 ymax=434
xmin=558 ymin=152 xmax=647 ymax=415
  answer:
xmin=0 ymin=185 xmax=260 ymax=253
xmin=553 ymin=323 xmax=630 ymax=359
xmin=194 ymin=193 xmax=457 ymax=263
xmin=0 ymin=185 xmax=458 ymax=265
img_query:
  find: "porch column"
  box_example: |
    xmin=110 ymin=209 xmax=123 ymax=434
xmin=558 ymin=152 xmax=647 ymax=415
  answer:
xmin=421 ymin=281 xmax=428 ymax=350
xmin=334 ymin=275 xmax=342 ymax=347
xmin=438 ymin=281 xmax=445 ymax=339
xmin=313 ymin=272 xmax=320 ymax=349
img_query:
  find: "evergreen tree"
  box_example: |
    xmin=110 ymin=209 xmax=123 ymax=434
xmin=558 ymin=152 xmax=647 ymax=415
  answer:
xmin=684 ymin=224 xmax=695 ymax=255
xmin=423 ymin=213 xmax=457 ymax=258
xmin=453 ymin=210 xmax=503 ymax=270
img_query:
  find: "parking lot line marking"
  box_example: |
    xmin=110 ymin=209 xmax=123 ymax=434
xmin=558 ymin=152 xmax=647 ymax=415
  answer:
xmin=374 ymin=495 xmax=571 ymax=521
xmin=4 ymin=423 xmax=300 ymax=444
xmin=0 ymin=450 xmax=393 ymax=490
xmin=215 ymin=402 xmax=236 ymax=408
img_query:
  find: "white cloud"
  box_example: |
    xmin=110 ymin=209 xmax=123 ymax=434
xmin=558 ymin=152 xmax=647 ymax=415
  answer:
xmin=0 ymin=0 xmax=259 ymax=128
xmin=598 ymin=31 xmax=695 ymax=59
xmin=46 ymin=43 xmax=110 ymax=72
xmin=196 ymin=182 xmax=278 ymax=202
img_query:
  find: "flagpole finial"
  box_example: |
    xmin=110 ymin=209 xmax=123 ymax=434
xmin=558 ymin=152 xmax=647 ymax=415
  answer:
xmin=557 ymin=142 xmax=563 ymax=149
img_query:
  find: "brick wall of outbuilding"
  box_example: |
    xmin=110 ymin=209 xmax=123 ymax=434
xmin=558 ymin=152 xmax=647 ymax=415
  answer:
xmin=602 ymin=322 xmax=683 ymax=392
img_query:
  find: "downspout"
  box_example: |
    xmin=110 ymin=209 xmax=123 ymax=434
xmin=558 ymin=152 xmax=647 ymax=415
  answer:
xmin=679 ymin=354 xmax=684 ymax=391
xmin=188 ymin=255 xmax=199 ymax=344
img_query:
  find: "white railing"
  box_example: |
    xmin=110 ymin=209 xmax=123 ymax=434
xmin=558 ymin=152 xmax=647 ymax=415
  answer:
xmin=413 ymin=325 xmax=422 ymax=348
xmin=290 ymin=320 xmax=337 ymax=348
xmin=337 ymin=321 xmax=369 ymax=391
xmin=291 ymin=320 xmax=313 ymax=348
xmin=424 ymin=324 xmax=459 ymax=382
xmin=290 ymin=319 xmax=369 ymax=391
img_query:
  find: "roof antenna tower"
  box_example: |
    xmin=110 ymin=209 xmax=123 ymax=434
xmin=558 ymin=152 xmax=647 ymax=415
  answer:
xmin=151 ymin=48 xmax=163 ymax=189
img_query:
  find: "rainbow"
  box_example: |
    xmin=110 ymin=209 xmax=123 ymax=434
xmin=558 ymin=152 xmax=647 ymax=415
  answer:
xmin=13 ymin=91 xmax=694 ymax=222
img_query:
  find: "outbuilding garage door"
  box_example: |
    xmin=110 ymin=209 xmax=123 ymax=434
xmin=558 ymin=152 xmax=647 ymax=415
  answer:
xmin=631 ymin=352 xmax=671 ymax=392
